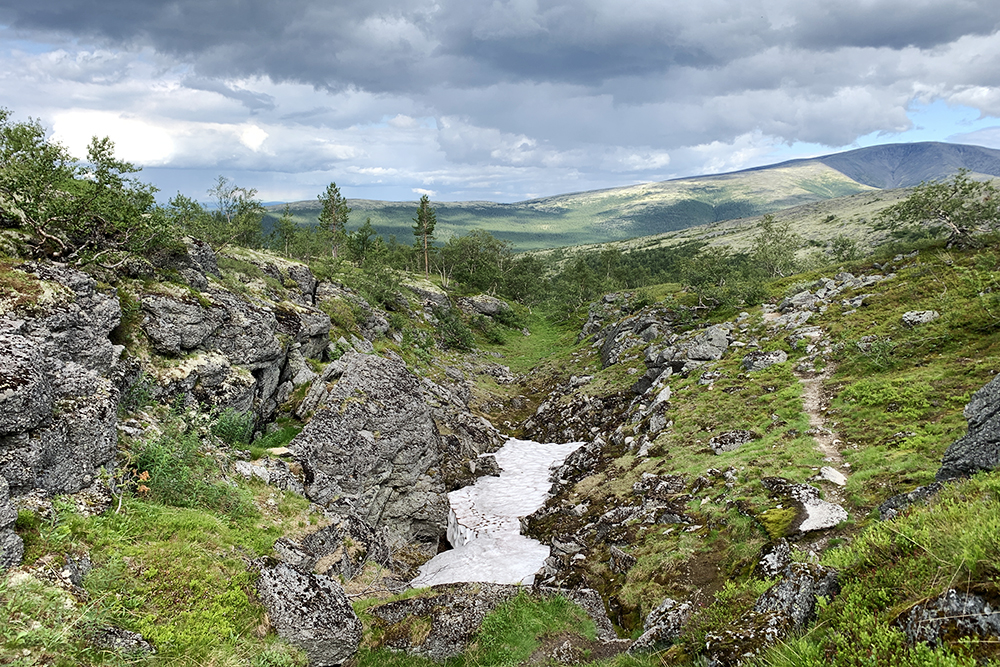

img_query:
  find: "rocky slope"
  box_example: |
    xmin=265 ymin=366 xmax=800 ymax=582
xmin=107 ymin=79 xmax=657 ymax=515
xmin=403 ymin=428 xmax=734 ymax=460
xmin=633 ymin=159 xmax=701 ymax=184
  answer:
xmin=3 ymin=239 xmax=1000 ymax=667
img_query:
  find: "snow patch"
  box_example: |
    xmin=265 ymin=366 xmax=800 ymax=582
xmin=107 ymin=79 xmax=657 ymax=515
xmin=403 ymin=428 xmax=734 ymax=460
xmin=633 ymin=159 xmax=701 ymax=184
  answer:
xmin=411 ymin=438 xmax=583 ymax=588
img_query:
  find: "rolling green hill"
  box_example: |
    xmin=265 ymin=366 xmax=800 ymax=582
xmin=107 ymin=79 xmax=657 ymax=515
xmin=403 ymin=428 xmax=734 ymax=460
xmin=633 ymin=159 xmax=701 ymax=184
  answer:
xmin=266 ymin=142 xmax=1000 ymax=251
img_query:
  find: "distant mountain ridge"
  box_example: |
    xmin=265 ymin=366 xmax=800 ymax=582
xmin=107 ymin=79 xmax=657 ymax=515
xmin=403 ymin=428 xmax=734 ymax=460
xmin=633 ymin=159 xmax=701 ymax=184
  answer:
xmin=267 ymin=141 xmax=1000 ymax=251
xmin=751 ymin=141 xmax=1000 ymax=189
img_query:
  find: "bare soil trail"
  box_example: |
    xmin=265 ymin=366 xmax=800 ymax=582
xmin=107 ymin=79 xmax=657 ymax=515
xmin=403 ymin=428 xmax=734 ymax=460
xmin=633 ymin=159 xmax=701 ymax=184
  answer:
xmin=795 ymin=364 xmax=849 ymax=504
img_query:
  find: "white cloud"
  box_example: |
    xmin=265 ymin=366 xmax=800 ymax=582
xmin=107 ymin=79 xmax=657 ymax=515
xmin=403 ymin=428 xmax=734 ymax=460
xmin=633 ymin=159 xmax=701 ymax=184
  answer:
xmin=239 ymin=124 xmax=268 ymax=151
xmin=51 ymin=110 xmax=175 ymax=164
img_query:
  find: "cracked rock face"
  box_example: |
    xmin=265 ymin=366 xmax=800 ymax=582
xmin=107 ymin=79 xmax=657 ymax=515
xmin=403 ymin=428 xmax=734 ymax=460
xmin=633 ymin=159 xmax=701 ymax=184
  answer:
xmin=0 ymin=333 xmax=53 ymax=436
xmin=291 ymin=352 xmax=448 ymax=547
xmin=0 ymin=264 xmax=122 ymax=498
xmin=257 ymin=563 xmax=362 ymax=667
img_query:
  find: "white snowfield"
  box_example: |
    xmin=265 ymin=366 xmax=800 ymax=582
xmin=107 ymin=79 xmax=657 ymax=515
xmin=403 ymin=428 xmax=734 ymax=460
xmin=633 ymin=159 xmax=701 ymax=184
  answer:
xmin=411 ymin=438 xmax=584 ymax=588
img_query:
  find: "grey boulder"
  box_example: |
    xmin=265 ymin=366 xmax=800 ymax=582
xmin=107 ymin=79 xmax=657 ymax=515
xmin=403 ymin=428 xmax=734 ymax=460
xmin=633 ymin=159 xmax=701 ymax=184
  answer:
xmin=937 ymin=373 xmax=1000 ymax=481
xmin=742 ymin=350 xmax=788 ymax=372
xmin=257 ymin=563 xmax=362 ymax=666
xmin=291 ymin=352 xmax=448 ymax=546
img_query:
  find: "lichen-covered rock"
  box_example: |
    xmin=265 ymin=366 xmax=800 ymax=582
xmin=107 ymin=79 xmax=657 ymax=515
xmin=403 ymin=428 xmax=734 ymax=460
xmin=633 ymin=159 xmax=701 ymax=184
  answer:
xmin=291 ymin=352 xmax=448 ymax=546
xmin=937 ymin=373 xmax=1000 ymax=481
xmin=15 ymin=262 xmax=122 ymax=373
xmin=0 ymin=477 xmax=23 ymax=570
xmin=741 ymin=350 xmax=788 ymax=372
xmin=371 ymin=583 xmax=522 ymax=660
xmin=273 ymin=515 xmax=390 ymax=580
xmin=0 ymin=333 xmax=52 ymax=435
xmin=142 ymin=289 xmax=283 ymax=366
xmin=754 ymin=539 xmax=792 ymax=579
xmin=141 ymin=287 xmax=293 ymax=424
xmin=1 ymin=360 xmax=119 ymax=495
xmin=704 ymin=563 xmax=838 ymax=665
xmin=370 ymin=584 xmax=618 ymax=661
xmin=628 ymin=597 xmax=692 ymax=653
xmin=894 ymin=587 xmax=1000 ymax=649
xmin=710 ymin=430 xmax=758 ymax=455
xmin=878 ymin=482 xmax=943 ymax=520
xmin=901 ymin=310 xmax=940 ymax=327
xmin=457 ymin=294 xmax=511 ymax=317
xmin=760 ymin=477 xmax=847 ymax=534
xmin=89 ymin=626 xmax=156 ymax=657
xmin=152 ymin=351 xmax=256 ymax=415
xmin=686 ymin=324 xmax=731 ymax=361
xmin=404 ymin=279 xmax=450 ymax=309
xmin=257 ymin=563 xmax=362 ymax=666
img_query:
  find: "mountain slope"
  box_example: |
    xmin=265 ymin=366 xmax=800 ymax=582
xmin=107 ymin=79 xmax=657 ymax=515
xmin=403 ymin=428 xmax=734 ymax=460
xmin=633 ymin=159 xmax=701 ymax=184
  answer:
xmin=267 ymin=142 xmax=1000 ymax=251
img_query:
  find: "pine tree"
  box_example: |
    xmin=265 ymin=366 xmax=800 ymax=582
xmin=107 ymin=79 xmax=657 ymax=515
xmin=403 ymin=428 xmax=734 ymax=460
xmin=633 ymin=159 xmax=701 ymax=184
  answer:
xmin=412 ymin=194 xmax=437 ymax=275
xmin=317 ymin=182 xmax=351 ymax=259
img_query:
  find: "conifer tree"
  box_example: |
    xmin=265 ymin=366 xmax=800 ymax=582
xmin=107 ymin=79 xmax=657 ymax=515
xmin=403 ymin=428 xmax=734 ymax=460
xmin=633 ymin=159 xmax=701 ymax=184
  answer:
xmin=412 ymin=194 xmax=437 ymax=275
xmin=317 ymin=182 xmax=351 ymax=258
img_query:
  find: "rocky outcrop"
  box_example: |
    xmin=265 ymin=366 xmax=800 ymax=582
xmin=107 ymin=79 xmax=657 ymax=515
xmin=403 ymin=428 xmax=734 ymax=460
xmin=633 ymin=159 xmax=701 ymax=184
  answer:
xmin=290 ymin=352 xmax=449 ymax=547
xmin=523 ymin=389 xmax=632 ymax=445
xmin=0 ymin=263 xmax=122 ymax=497
xmin=257 ymin=563 xmax=362 ymax=666
xmin=937 ymin=373 xmax=1000 ymax=481
xmin=704 ymin=563 xmax=839 ymax=665
xmin=163 ymin=236 xmax=219 ymax=291
xmin=456 ymin=294 xmax=511 ymax=317
xmin=420 ymin=374 xmax=506 ymax=491
xmin=404 ymin=278 xmax=451 ymax=310
xmin=140 ymin=283 xmax=333 ymax=424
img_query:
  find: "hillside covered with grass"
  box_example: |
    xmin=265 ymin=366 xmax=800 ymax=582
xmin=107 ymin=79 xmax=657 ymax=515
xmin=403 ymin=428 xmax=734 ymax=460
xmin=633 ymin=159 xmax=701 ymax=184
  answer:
xmin=266 ymin=142 xmax=1000 ymax=252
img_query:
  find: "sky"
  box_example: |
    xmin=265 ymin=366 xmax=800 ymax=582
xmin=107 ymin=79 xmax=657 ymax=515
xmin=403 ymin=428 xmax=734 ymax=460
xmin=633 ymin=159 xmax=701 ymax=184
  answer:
xmin=3 ymin=0 xmax=1000 ymax=205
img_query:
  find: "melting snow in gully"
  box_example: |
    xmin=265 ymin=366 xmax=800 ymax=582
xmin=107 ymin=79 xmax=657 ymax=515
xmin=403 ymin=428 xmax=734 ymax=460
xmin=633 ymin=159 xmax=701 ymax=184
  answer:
xmin=411 ymin=438 xmax=584 ymax=587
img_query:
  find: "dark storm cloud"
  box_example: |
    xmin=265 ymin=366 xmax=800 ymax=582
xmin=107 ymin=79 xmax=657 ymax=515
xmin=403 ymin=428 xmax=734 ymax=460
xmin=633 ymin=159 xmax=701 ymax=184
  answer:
xmin=5 ymin=0 xmax=996 ymax=94
xmin=788 ymin=0 xmax=1000 ymax=51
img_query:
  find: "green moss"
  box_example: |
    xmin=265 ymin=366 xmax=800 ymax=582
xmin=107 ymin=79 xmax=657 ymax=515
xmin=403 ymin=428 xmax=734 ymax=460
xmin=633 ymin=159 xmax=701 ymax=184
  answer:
xmin=757 ymin=507 xmax=798 ymax=540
